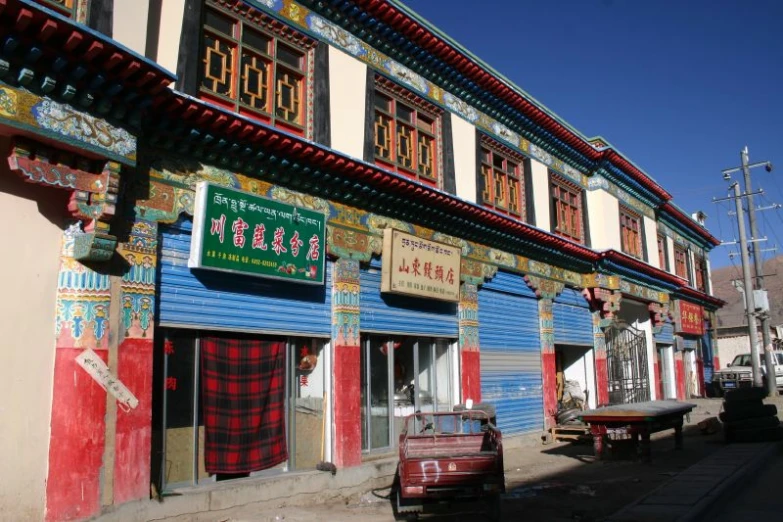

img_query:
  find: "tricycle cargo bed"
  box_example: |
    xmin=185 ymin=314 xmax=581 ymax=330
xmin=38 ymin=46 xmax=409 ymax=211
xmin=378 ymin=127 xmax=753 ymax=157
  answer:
xmin=403 ymin=432 xmax=499 ymax=459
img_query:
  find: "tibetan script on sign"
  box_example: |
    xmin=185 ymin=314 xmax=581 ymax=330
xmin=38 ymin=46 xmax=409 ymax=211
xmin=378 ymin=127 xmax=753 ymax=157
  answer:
xmin=189 ymin=182 xmax=326 ymax=285
xmin=381 ymin=228 xmax=461 ymax=302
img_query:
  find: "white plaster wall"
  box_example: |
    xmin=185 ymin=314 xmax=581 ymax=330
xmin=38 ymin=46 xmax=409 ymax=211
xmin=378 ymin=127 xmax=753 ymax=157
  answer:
xmin=529 ymin=159 xmax=550 ymax=231
xmin=451 ymin=114 xmax=476 ymax=203
xmin=155 ymin=0 xmax=186 ymax=75
xmin=584 ymin=351 xmax=597 ymax=409
xmin=716 ymin=335 xmax=752 ymax=369
xmin=586 ymin=190 xmax=620 ymax=251
xmin=113 ymin=0 xmax=151 ymax=57
xmin=328 ymin=47 xmax=367 ymax=160
xmin=661 ymin=345 xmax=676 ymax=398
xmin=0 ymin=167 xmax=63 ymax=521
xmin=643 ymin=216 xmax=659 ymax=268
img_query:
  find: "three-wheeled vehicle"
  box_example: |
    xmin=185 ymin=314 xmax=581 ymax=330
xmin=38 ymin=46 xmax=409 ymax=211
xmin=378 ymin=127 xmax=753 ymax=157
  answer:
xmin=395 ymin=405 xmax=504 ymax=520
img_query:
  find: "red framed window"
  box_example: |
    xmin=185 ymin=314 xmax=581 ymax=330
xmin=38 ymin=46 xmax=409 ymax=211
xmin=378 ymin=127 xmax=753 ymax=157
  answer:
xmin=551 ymin=175 xmax=583 ymax=243
xmin=657 ymin=234 xmax=669 ymax=271
xmin=674 ymin=245 xmax=689 ymax=281
xmin=373 ymin=78 xmax=441 ymax=187
xmin=32 ymin=0 xmax=76 ymax=17
xmin=480 ymin=136 xmax=526 ymax=220
xmin=619 ymin=207 xmax=643 ymax=258
xmin=200 ymin=1 xmax=315 ymax=136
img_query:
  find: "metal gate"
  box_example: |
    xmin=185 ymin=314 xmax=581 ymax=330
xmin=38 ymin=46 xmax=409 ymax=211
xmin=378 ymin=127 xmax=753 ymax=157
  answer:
xmin=606 ymin=322 xmax=650 ymax=404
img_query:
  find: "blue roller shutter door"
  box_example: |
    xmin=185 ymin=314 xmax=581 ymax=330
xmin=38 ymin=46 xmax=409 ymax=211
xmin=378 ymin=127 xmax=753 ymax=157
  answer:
xmin=479 ymin=271 xmax=543 ymax=435
xmin=158 ymin=219 xmax=332 ymax=336
xmin=655 ymin=322 xmax=675 ymax=345
xmin=553 ymin=287 xmax=593 ymax=346
xmin=359 ymin=259 xmax=458 ymax=337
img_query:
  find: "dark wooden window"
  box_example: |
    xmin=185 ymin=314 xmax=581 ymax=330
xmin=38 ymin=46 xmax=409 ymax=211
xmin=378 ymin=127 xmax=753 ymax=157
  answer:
xmin=619 ymin=207 xmax=643 ymax=258
xmin=657 ymin=234 xmax=669 ymax=271
xmin=32 ymin=0 xmax=76 ymax=17
xmin=551 ymin=175 xmax=583 ymax=242
xmin=674 ymin=245 xmax=689 ymax=281
xmin=694 ymin=255 xmax=708 ymax=293
xmin=373 ymin=78 xmax=440 ymax=187
xmin=479 ymin=137 xmax=526 ymax=220
xmin=200 ymin=1 xmax=314 ymax=135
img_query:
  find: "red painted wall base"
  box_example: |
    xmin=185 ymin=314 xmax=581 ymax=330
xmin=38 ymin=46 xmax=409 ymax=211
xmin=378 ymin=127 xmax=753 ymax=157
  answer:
xmin=461 ymin=349 xmax=481 ymax=403
xmin=675 ymin=356 xmax=686 ymax=400
xmin=595 ymin=355 xmax=609 ymax=406
xmin=46 ymin=349 xmax=107 ymax=522
xmin=654 ymin=357 xmax=663 ymax=400
xmin=541 ymin=352 xmax=557 ymax=428
xmin=332 ymin=344 xmax=361 ymax=468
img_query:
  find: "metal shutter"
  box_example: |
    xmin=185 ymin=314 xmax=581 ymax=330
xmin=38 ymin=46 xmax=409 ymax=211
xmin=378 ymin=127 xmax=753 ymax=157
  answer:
xmin=479 ymin=271 xmax=543 ymax=435
xmin=682 ymin=338 xmax=699 ymax=350
xmin=158 ymin=219 xmax=332 ymax=336
xmin=359 ymin=259 xmax=458 ymax=337
xmin=553 ymin=287 xmax=593 ymax=346
xmin=655 ymin=322 xmax=675 ymax=345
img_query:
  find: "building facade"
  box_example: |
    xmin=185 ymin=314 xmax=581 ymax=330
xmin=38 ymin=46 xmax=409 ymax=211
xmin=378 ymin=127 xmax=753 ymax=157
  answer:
xmin=0 ymin=1 xmax=722 ymax=520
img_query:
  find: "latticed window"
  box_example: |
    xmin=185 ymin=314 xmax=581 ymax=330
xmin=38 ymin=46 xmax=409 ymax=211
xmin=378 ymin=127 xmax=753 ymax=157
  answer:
xmin=373 ymin=79 xmax=440 ymax=186
xmin=674 ymin=246 xmax=689 ymax=281
xmin=480 ymin=137 xmax=526 ymax=220
xmin=551 ymin=175 xmax=583 ymax=242
xmin=619 ymin=207 xmax=643 ymax=258
xmin=32 ymin=0 xmax=77 ymax=17
xmin=657 ymin=234 xmax=669 ymax=271
xmin=200 ymin=1 xmax=313 ymax=134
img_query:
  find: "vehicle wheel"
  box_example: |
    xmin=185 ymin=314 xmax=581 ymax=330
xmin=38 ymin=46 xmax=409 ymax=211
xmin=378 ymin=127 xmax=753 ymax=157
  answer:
xmin=394 ymin=489 xmax=423 ymax=520
xmin=486 ymin=493 xmax=502 ymax=522
xmin=556 ymin=408 xmax=581 ymax=425
xmin=724 ymin=386 xmax=766 ymax=402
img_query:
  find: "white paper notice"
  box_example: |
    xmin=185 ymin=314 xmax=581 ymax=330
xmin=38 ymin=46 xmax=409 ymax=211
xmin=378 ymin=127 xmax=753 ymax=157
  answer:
xmin=75 ymin=348 xmax=139 ymax=412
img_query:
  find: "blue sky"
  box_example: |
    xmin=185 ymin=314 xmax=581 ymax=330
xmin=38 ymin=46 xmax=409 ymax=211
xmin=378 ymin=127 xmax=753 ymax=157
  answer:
xmin=398 ymin=0 xmax=783 ymax=271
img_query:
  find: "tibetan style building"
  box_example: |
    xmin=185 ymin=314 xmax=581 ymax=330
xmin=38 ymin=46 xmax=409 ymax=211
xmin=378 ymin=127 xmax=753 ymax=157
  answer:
xmin=0 ymin=1 xmax=722 ymax=520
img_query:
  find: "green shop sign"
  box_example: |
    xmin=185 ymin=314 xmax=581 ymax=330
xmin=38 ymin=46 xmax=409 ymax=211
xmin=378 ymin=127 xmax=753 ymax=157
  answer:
xmin=189 ymin=182 xmax=326 ymax=285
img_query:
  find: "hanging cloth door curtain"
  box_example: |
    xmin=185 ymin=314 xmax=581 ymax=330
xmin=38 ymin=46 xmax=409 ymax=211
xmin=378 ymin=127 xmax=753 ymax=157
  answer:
xmin=201 ymin=335 xmax=288 ymax=474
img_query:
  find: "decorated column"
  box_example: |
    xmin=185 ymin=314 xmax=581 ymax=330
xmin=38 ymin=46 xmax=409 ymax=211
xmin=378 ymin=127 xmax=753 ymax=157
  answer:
xmin=328 ymin=225 xmax=370 ymax=468
xmin=583 ymin=283 xmax=622 ymax=407
xmin=458 ymin=283 xmax=480 ymax=402
xmin=524 ymin=275 xmax=564 ymax=429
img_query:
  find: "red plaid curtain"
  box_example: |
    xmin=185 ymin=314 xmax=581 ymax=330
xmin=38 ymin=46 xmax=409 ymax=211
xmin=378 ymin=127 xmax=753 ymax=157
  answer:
xmin=201 ymin=335 xmax=288 ymax=474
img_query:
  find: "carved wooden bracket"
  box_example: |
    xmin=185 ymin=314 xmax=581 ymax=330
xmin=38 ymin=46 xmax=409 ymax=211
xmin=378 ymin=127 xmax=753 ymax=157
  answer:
xmin=8 ymin=138 xmax=121 ymax=261
xmin=648 ymin=301 xmax=673 ymax=328
xmin=582 ymin=287 xmax=622 ymax=320
xmin=524 ymin=274 xmax=565 ymax=300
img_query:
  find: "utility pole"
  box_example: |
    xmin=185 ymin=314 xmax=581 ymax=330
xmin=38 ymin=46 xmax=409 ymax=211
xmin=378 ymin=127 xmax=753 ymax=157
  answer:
xmin=723 ymin=148 xmax=777 ymax=396
xmin=730 ymin=181 xmax=763 ymax=387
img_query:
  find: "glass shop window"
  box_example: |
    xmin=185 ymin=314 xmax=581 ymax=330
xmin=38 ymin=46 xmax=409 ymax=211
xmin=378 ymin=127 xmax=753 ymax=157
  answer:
xmin=360 ymin=335 xmax=454 ymax=453
xmin=152 ymin=329 xmax=326 ymax=490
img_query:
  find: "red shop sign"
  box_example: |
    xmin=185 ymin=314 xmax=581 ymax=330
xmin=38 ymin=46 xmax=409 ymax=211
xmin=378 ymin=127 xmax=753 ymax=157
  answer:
xmin=676 ymin=300 xmax=704 ymax=335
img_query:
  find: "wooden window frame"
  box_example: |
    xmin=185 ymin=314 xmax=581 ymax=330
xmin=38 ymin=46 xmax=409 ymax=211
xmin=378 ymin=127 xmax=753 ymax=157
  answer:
xmin=619 ymin=206 xmax=643 ymax=259
xmin=32 ymin=0 xmax=77 ymax=17
xmin=373 ymin=77 xmax=442 ymax=187
xmin=674 ymin=245 xmax=689 ymax=281
xmin=550 ymin=174 xmax=584 ymax=243
xmin=479 ymin=135 xmax=526 ymax=220
xmin=694 ymin=255 xmax=708 ymax=293
xmin=199 ymin=0 xmax=316 ymax=137
xmin=657 ymin=234 xmax=669 ymax=271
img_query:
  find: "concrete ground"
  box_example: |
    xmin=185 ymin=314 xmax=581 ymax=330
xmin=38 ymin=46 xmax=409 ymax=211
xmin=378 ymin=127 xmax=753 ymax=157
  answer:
xmin=96 ymin=397 xmax=783 ymax=522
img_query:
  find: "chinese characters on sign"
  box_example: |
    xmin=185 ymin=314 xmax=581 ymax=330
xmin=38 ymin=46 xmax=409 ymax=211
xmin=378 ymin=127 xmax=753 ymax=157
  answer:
xmin=675 ymin=300 xmax=704 ymax=336
xmin=381 ymin=228 xmax=461 ymax=302
xmin=189 ymin=182 xmax=326 ymax=285
xmin=75 ymin=348 xmax=139 ymax=412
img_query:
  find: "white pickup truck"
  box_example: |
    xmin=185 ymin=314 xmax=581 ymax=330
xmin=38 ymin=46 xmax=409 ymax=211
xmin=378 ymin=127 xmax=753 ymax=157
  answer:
xmin=713 ymin=352 xmax=783 ymax=396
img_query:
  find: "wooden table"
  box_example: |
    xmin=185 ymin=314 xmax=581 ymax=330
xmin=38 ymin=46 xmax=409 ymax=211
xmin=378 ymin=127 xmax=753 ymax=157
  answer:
xmin=579 ymin=400 xmax=696 ymax=462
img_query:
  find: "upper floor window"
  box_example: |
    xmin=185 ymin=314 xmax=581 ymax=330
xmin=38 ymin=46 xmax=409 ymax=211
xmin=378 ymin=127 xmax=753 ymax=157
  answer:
xmin=373 ymin=78 xmax=441 ymax=187
xmin=694 ymin=255 xmax=708 ymax=293
xmin=550 ymin=175 xmax=583 ymax=243
xmin=32 ymin=0 xmax=76 ymax=17
xmin=619 ymin=207 xmax=643 ymax=259
xmin=479 ymin=136 xmax=526 ymax=220
xmin=674 ymin=245 xmax=689 ymax=281
xmin=657 ymin=234 xmax=669 ymax=271
xmin=200 ymin=1 xmax=315 ymax=135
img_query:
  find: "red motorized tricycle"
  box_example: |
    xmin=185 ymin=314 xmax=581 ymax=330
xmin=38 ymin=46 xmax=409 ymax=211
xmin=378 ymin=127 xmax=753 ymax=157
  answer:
xmin=394 ymin=405 xmax=504 ymax=521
